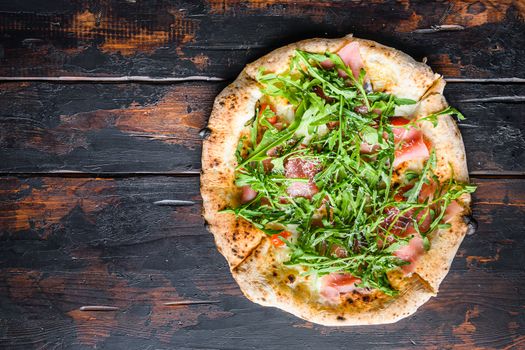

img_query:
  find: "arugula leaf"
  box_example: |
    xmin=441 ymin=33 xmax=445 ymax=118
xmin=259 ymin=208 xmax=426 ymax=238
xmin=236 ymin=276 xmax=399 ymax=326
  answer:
xmin=420 ymin=106 xmax=466 ymax=126
xmin=394 ymin=97 xmax=417 ymax=105
xmin=404 ymin=150 xmax=436 ymax=203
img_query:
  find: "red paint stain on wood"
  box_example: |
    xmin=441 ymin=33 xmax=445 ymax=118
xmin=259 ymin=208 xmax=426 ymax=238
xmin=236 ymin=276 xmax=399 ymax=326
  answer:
xmin=22 ymin=85 xmax=218 ymax=156
xmin=466 ymin=248 xmax=501 ymax=268
xmin=395 ymin=11 xmax=423 ymax=32
xmin=208 ymin=0 xmax=524 ymax=28
xmin=429 ymin=54 xmax=463 ymax=78
xmin=28 ymin=128 xmax=89 ymax=156
xmin=6 ymin=252 xmax=233 ymax=347
xmin=175 ymin=46 xmax=211 ymax=71
xmin=443 ymin=1 xmax=525 ymax=27
xmin=105 ymin=90 xmax=206 ymax=144
xmin=171 ymin=206 xmax=203 ymax=226
xmin=452 ymin=305 xmax=480 ymax=348
xmin=292 ymin=322 xmax=314 ymax=329
xmin=59 ymin=258 xmax=232 ymax=346
xmin=192 ymin=273 xmax=241 ymax=297
xmin=66 ymin=9 xmax=198 ymax=56
xmin=112 ymin=89 xmax=208 ymax=146
xmin=0 ymin=178 xmax=117 ymax=235
xmin=67 ymin=309 xmax=117 ymax=346
xmin=207 ymin=0 xmax=333 ymax=23
xmin=190 ymin=53 xmax=210 ymax=70
xmin=473 ymin=179 xmax=525 ymax=208
xmin=72 ymin=10 xmax=97 ymax=30
xmin=123 ymin=288 xmax=232 ymax=343
xmin=0 ymin=9 xmax=198 ymax=56
xmin=6 ymin=269 xmax=42 ymax=300
xmin=39 ymin=275 xmax=66 ymax=295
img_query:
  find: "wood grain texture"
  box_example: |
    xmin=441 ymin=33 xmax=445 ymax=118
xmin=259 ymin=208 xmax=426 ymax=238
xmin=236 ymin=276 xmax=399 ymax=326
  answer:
xmin=0 ymin=1 xmax=523 ymax=349
xmin=0 ymin=176 xmax=523 ymax=349
xmin=0 ymin=82 xmax=224 ymax=174
xmin=0 ymin=82 xmax=524 ymax=175
xmin=0 ymin=0 xmax=524 ymax=79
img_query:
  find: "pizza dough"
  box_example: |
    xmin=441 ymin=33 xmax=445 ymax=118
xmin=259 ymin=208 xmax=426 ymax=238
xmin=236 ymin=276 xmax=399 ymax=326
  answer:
xmin=201 ymin=34 xmax=471 ymax=325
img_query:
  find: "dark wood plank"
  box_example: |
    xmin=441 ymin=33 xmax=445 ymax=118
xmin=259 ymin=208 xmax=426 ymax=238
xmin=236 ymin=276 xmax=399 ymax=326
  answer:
xmin=0 ymin=82 xmax=224 ymax=174
xmin=445 ymin=83 xmax=525 ymax=175
xmin=0 ymin=82 xmax=523 ymax=175
xmin=0 ymin=0 xmax=524 ymax=79
xmin=0 ymin=176 xmax=523 ymax=349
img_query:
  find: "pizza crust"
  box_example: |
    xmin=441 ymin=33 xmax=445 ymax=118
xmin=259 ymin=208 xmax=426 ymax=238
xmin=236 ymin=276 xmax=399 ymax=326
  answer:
xmin=414 ymin=78 xmax=471 ymax=292
xmin=245 ymin=34 xmax=440 ymax=102
xmin=232 ymin=239 xmax=434 ymax=326
xmin=201 ymin=72 xmax=265 ymax=268
xmin=201 ymin=35 xmax=471 ymax=325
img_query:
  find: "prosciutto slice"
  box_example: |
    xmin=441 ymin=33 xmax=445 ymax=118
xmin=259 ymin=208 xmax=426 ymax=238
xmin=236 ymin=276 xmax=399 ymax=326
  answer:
xmin=320 ymin=41 xmax=366 ymax=80
xmin=286 ymin=182 xmax=319 ymax=198
xmin=393 ymin=232 xmax=425 ymax=273
xmin=240 ymin=185 xmax=257 ymax=203
xmin=320 ymin=273 xmax=361 ymax=301
xmin=391 ymin=118 xmax=430 ymax=168
xmin=382 ymin=180 xmax=438 ymax=273
xmin=391 ymin=197 xmax=463 ymax=274
xmin=444 ymin=200 xmax=464 ymax=223
xmin=337 ymin=41 xmax=365 ymax=79
xmin=284 ymin=158 xmax=321 ymax=199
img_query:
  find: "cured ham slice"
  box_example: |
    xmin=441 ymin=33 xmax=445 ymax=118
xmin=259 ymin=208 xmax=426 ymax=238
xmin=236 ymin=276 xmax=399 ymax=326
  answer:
xmin=337 ymin=41 xmax=365 ymax=80
xmin=360 ymin=141 xmax=380 ymax=154
xmin=320 ymin=273 xmax=361 ymax=301
xmin=382 ymin=206 xmax=413 ymax=236
xmin=262 ymin=158 xmax=274 ymax=172
xmin=444 ymin=200 xmax=463 ymax=223
xmin=393 ymin=233 xmax=425 ymax=273
xmin=312 ymin=86 xmax=335 ymax=103
xmin=390 ymin=117 xmax=430 ymax=168
xmin=418 ymin=181 xmax=437 ymax=202
xmin=380 ymin=208 xmax=426 ymax=274
xmin=393 ymin=139 xmax=429 ymax=168
xmin=286 ymin=181 xmax=319 ymax=199
xmin=320 ymin=41 xmax=365 ymax=80
xmin=284 ymin=158 xmax=321 ymax=199
xmin=285 ymin=158 xmax=320 ymax=179
xmin=381 ymin=179 xmax=442 ymax=273
xmin=241 ymin=185 xmax=257 ymax=203
xmin=320 ymin=58 xmax=335 ymax=69
xmin=330 ymin=244 xmax=348 ymax=258
xmin=413 ymin=207 xmax=433 ymax=233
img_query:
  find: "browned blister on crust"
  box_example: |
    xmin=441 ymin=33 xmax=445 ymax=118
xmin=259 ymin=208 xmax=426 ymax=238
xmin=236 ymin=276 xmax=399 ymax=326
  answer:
xmin=202 ymin=35 xmax=471 ymax=325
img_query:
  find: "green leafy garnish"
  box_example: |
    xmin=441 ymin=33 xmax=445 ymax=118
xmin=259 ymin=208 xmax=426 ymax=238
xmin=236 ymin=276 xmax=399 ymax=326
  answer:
xmin=229 ymin=49 xmax=475 ymax=295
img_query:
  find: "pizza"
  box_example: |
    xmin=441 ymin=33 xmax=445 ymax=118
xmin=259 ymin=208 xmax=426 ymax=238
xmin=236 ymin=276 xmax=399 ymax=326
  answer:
xmin=201 ymin=35 xmax=475 ymax=325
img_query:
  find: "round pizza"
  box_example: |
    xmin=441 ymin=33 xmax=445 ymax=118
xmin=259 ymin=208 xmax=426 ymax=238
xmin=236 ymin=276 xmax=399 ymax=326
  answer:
xmin=201 ymin=35 xmax=476 ymax=325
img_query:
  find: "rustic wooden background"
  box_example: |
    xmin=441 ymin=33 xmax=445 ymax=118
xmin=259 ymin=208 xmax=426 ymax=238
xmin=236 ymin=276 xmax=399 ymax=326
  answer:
xmin=0 ymin=1 xmax=524 ymax=349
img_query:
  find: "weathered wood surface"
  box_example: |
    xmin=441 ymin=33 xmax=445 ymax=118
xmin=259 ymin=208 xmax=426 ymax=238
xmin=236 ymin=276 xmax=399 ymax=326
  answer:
xmin=1 ymin=0 xmax=524 ymax=349
xmin=1 ymin=82 xmax=524 ymax=175
xmin=0 ymin=0 xmax=524 ymax=79
xmin=0 ymin=177 xmax=523 ymax=349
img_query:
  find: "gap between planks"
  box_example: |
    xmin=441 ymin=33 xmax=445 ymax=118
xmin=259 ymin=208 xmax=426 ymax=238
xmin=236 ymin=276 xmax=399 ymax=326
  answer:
xmin=1 ymin=171 xmax=524 ymax=179
xmin=0 ymin=171 xmax=202 ymax=178
xmin=0 ymin=76 xmax=226 ymax=83
xmin=0 ymin=76 xmax=524 ymax=84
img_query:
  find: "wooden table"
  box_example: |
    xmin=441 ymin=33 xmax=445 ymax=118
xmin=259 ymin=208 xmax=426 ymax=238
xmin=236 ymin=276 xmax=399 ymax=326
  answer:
xmin=0 ymin=1 xmax=524 ymax=349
